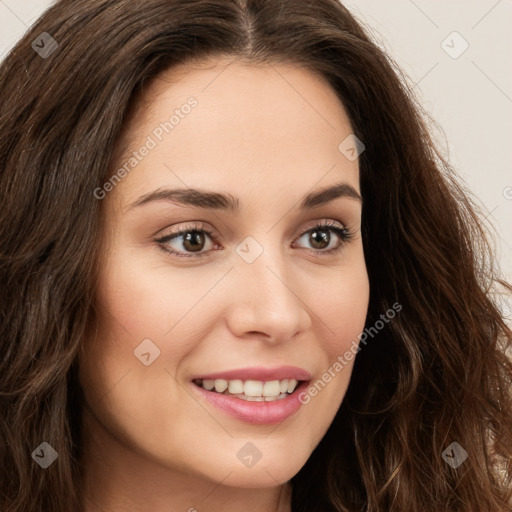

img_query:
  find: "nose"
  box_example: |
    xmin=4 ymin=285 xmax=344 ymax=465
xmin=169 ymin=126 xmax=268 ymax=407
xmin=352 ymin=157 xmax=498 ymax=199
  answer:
xmin=225 ymin=246 xmax=312 ymax=344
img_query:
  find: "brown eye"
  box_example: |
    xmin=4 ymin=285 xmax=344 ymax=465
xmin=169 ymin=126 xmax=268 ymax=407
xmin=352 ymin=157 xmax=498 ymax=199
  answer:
xmin=294 ymin=221 xmax=351 ymax=255
xmin=156 ymin=223 xmax=217 ymax=258
xmin=180 ymin=231 xmax=207 ymax=252
xmin=308 ymin=228 xmax=331 ymax=250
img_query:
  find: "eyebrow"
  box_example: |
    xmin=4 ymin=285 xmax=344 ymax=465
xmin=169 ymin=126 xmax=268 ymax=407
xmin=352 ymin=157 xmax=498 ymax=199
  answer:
xmin=127 ymin=181 xmax=362 ymax=213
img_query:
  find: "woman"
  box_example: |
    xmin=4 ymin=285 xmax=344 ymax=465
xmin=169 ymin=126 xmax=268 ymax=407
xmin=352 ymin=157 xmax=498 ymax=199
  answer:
xmin=1 ymin=1 xmax=511 ymax=511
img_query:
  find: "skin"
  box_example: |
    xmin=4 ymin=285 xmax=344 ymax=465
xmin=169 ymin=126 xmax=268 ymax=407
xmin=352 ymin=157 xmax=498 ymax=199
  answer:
xmin=79 ymin=56 xmax=370 ymax=512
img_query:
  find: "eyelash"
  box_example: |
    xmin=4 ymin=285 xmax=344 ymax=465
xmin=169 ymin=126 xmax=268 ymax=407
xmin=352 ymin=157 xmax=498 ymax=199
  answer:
xmin=155 ymin=220 xmax=353 ymax=259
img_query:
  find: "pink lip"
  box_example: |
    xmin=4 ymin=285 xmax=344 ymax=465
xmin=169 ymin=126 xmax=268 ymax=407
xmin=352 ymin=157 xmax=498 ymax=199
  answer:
xmin=190 ymin=365 xmax=312 ymax=382
xmin=190 ymin=380 xmax=311 ymax=425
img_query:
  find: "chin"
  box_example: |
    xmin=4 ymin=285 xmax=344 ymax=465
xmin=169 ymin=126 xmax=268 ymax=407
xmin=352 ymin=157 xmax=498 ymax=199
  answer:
xmin=219 ymin=468 xmax=296 ymax=489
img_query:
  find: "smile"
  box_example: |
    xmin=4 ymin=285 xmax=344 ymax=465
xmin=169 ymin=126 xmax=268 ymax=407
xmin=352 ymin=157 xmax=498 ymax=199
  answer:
xmin=192 ymin=378 xmax=301 ymax=401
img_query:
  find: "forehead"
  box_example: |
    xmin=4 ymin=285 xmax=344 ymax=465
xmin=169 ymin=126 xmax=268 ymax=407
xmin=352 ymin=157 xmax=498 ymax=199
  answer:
xmin=107 ymin=57 xmax=360 ymax=213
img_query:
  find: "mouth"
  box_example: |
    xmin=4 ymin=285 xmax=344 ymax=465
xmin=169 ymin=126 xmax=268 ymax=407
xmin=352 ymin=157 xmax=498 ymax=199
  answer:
xmin=192 ymin=377 xmax=304 ymax=402
xmin=189 ymin=366 xmax=313 ymax=424
xmin=190 ymin=377 xmax=312 ymax=425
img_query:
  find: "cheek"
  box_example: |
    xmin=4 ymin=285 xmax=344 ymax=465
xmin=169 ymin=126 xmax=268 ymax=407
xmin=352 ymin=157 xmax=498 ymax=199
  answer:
xmin=309 ymin=249 xmax=370 ymax=356
xmin=304 ymin=248 xmax=369 ymax=405
xmin=78 ymin=241 xmax=233 ymax=420
xmin=95 ymin=257 xmax=185 ymax=335
xmin=92 ymin=244 xmax=214 ymax=356
xmin=77 ymin=258 xmax=195 ymax=459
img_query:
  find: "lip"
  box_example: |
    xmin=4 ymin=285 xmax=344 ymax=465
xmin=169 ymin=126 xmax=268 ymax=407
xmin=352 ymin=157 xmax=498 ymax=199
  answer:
xmin=190 ymin=365 xmax=312 ymax=382
xmin=190 ymin=379 xmax=311 ymax=425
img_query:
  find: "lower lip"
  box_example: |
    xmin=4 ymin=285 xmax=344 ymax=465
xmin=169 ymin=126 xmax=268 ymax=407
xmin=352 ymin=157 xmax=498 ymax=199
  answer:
xmin=190 ymin=380 xmax=310 ymax=425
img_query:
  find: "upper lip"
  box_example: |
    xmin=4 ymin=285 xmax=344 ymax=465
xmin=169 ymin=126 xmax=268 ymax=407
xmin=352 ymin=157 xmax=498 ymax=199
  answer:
xmin=191 ymin=365 xmax=312 ymax=382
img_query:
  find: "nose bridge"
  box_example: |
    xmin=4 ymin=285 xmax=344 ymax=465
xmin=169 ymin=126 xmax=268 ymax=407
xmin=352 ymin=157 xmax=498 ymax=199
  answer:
xmin=227 ymin=235 xmax=311 ymax=341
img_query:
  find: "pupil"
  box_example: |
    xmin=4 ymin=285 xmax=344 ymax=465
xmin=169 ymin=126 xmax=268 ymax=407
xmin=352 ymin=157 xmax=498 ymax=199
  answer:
xmin=183 ymin=231 xmax=204 ymax=252
xmin=311 ymin=229 xmax=329 ymax=249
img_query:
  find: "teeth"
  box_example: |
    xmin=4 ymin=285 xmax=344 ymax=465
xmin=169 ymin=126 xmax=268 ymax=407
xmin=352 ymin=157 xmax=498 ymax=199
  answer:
xmin=228 ymin=393 xmax=289 ymax=401
xmin=228 ymin=380 xmax=244 ymax=394
xmin=203 ymin=379 xmax=215 ymax=391
xmin=287 ymin=379 xmax=298 ymax=393
xmin=244 ymin=380 xmax=263 ymax=396
xmin=262 ymin=380 xmax=281 ymax=397
xmin=196 ymin=378 xmax=301 ymax=397
xmin=214 ymin=379 xmax=228 ymax=393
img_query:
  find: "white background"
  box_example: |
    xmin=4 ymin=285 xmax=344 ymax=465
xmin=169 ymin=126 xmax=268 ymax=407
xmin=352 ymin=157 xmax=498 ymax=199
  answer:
xmin=1 ymin=0 xmax=511 ymax=280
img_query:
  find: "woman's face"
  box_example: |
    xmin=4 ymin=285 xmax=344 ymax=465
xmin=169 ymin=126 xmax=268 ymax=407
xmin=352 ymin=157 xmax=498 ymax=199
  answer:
xmin=79 ymin=57 xmax=369 ymax=490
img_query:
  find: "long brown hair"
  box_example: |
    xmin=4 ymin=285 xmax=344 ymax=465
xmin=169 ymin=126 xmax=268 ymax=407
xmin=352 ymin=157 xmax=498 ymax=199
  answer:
xmin=1 ymin=1 xmax=511 ymax=510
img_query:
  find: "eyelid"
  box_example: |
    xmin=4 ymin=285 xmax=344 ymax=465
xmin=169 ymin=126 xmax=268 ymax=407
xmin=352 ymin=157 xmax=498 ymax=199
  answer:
xmin=157 ymin=218 xmax=346 ymax=241
xmin=295 ymin=218 xmax=346 ymax=237
xmin=157 ymin=221 xmax=218 ymax=241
